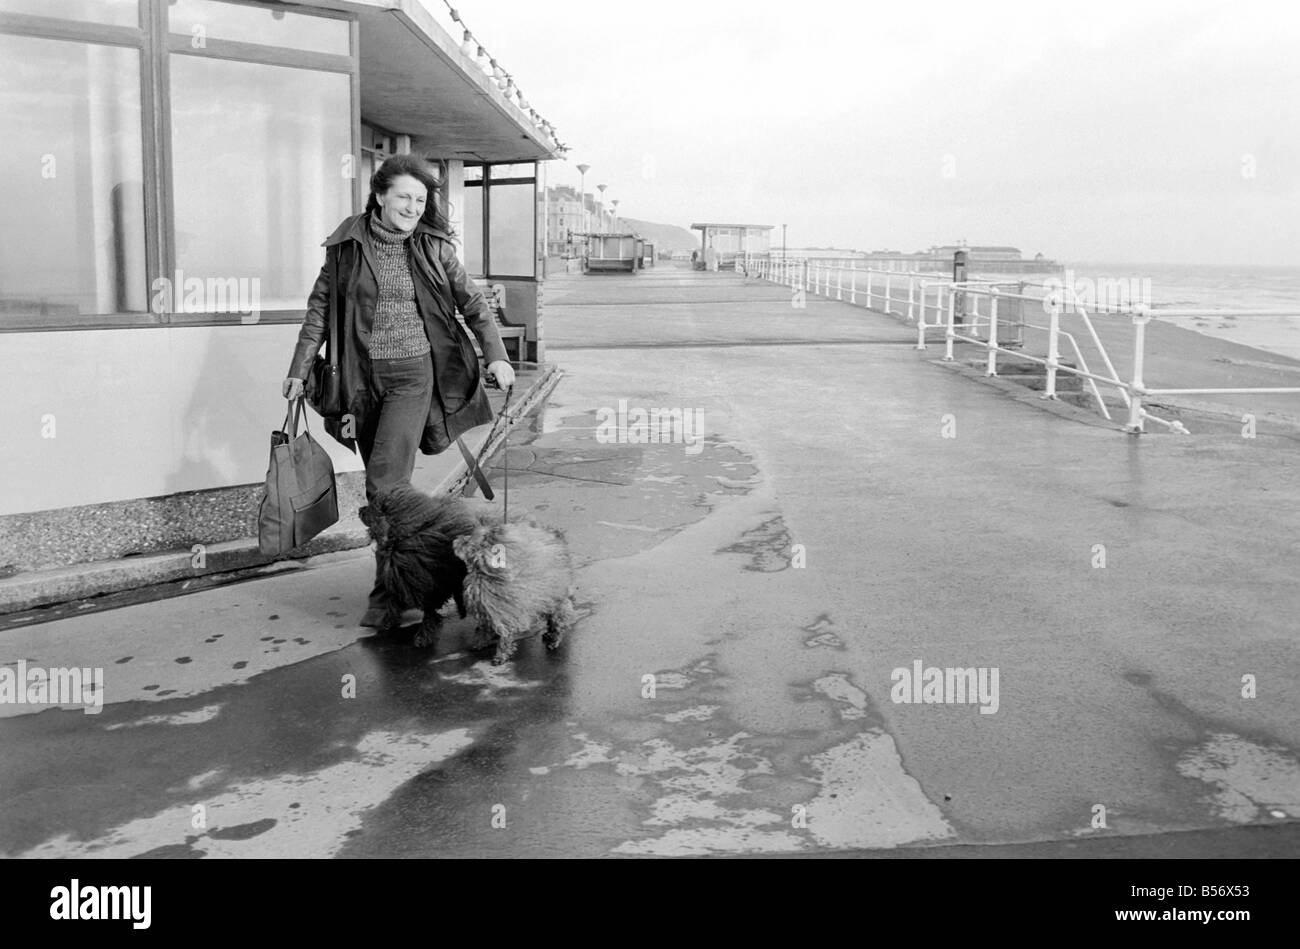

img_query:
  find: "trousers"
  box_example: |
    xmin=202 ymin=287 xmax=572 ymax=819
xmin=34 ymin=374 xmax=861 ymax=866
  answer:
xmin=357 ymin=354 xmax=434 ymax=609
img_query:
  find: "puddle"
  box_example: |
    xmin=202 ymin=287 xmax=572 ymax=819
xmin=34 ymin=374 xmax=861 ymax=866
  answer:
xmin=1176 ymin=733 xmax=1300 ymax=822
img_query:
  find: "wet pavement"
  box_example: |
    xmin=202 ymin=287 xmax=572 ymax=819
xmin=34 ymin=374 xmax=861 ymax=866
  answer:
xmin=3 ymin=265 xmax=1299 ymax=857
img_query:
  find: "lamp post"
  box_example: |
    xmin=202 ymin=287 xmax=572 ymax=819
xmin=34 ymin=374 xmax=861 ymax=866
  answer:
xmin=782 ymin=223 xmax=787 ymax=258
xmin=611 ymin=199 xmax=620 ymax=232
xmin=596 ymin=184 xmax=607 ymax=233
xmin=576 ymin=163 xmax=590 ymax=236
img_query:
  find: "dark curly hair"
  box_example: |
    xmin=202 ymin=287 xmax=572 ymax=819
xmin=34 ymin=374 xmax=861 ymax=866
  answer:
xmin=364 ymin=154 xmax=455 ymax=235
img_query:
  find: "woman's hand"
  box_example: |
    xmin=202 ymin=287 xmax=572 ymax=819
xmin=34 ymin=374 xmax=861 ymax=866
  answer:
xmin=486 ymin=360 xmax=515 ymax=389
xmin=282 ymin=377 xmax=305 ymax=400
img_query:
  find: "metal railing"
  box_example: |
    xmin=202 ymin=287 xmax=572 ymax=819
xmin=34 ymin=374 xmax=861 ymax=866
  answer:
xmin=743 ymin=254 xmax=1300 ymax=434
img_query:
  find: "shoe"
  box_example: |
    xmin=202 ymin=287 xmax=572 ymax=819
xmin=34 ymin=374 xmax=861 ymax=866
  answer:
xmin=359 ymin=607 xmax=424 ymax=629
xmin=393 ymin=608 xmax=424 ymax=628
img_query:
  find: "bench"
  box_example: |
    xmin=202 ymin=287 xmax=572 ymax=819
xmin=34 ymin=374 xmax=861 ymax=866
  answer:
xmin=489 ymin=283 xmax=527 ymax=365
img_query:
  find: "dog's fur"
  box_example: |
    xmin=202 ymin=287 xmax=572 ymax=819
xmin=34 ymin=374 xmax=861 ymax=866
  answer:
xmin=453 ymin=518 xmax=576 ymax=664
xmin=358 ymin=483 xmax=480 ymax=647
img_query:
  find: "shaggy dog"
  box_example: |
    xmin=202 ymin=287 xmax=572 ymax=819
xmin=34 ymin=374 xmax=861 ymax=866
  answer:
xmin=453 ymin=518 xmax=576 ymax=664
xmin=358 ymin=484 xmax=480 ymax=647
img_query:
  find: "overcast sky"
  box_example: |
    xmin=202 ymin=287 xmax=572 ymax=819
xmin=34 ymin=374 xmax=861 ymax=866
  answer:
xmin=421 ymin=0 xmax=1300 ymax=265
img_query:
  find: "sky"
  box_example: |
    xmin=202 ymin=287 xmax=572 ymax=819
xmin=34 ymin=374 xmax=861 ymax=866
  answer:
xmin=419 ymin=0 xmax=1300 ymax=265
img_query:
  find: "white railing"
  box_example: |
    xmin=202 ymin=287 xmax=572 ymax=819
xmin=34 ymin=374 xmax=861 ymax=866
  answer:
xmin=743 ymin=254 xmax=1300 ymax=434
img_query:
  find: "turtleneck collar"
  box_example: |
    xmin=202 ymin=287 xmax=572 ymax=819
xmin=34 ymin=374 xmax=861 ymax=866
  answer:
xmin=369 ymin=210 xmax=416 ymax=244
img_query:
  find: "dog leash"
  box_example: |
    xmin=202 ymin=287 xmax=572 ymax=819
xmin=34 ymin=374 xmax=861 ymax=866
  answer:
xmin=500 ymin=383 xmax=514 ymax=520
xmin=456 ymin=436 xmax=495 ymax=500
xmin=460 ymin=379 xmax=516 ymax=508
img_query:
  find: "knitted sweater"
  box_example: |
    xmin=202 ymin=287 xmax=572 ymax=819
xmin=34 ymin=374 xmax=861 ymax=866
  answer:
xmin=367 ymin=212 xmax=431 ymax=359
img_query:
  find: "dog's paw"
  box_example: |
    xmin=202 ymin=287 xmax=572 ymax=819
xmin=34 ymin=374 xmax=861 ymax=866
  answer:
xmin=464 ymin=621 xmax=498 ymax=650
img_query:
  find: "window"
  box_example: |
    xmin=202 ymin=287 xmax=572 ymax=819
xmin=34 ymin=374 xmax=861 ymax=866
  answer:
xmin=461 ymin=162 xmax=536 ymax=279
xmin=488 ymin=182 xmax=535 ymax=277
xmin=169 ymin=55 xmax=352 ymax=313
xmin=0 ymin=34 xmax=146 ymax=322
xmin=461 ymin=185 xmax=483 ymax=275
xmin=490 ymin=163 xmax=534 ymax=180
xmin=0 ymin=0 xmax=358 ymax=329
xmin=168 ymin=0 xmax=349 ymax=55
xmin=0 ymin=0 xmax=138 ymax=27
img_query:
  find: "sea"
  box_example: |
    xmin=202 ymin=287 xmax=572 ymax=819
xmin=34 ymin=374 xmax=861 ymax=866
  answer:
xmin=976 ymin=263 xmax=1300 ymax=361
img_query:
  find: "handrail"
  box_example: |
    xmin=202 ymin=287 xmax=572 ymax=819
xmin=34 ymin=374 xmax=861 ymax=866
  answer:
xmin=743 ymin=252 xmax=1300 ymax=434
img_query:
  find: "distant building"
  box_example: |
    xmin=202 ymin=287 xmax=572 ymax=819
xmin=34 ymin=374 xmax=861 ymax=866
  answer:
xmin=776 ymin=247 xmax=866 ymax=261
xmin=929 ymin=245 xmax=1024 ymax=262
xmin=690 ymin=223 xmax=773 ymax=268
xmin=862 ymin=244 xmax=1061 ymax=274
xmin=539 ymin=185 xmax=608 ymax=257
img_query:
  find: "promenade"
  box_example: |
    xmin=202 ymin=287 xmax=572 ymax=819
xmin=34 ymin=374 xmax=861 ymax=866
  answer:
xmin=2 ymin=264 xmax=1298 ymax=858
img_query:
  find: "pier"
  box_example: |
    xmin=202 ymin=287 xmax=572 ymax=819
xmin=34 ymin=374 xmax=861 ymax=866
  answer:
xmin=4 ymin=263 xmax=1298 ymax=858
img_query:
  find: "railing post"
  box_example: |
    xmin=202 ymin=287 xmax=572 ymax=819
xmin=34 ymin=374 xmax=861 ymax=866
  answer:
xmin=836 ymin=263 xmax=843 ymax=300
xmin=850 ymin=264 xmax=857 ymax=304
xmin=945 ymin=286 xmax=956 ymax=361
xmin=986 ymin=289 xmax=999 ymax=375
xmin=866 ymin=270 xmax=873 ymax=308
xmin=916 ymin=284 xmax=929 ymax=350
xmin=907 ymin=275 xmax=915 ymax=321
xmin=884 ymin=273 xmax=892 ymax=314
xmin=1045 ymin=292 xmax=1061 ymax=399
xmin=1125 ymin=307 xmax=1151 ymax=433
xmin=1015 ymin=281 xmax=1027 ymax=347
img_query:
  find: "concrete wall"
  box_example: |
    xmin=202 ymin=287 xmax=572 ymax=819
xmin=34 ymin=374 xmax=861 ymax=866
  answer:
xmin=1 ymin=323 xmax=363 ymax=516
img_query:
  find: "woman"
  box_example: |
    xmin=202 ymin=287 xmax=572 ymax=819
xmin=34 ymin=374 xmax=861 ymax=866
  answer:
xmin=282 ymin=154 xmax=515 ymax=627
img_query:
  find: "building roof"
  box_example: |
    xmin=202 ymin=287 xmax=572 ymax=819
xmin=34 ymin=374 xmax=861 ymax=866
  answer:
xmin=304 ymin=0 xmax=557 ymax=163
xmin=690 ymin=223 xmax=775 ymax=230
xmin=931 ymin=245 xmax=1022 ymax=253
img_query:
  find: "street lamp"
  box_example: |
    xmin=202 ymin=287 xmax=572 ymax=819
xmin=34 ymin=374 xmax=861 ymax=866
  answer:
xmin=596 ymin=184 xmax=607 ymax=233
xmin=611 ymin=199 xmax=619 ymax=232
xmin=576 ymin=163 xmax=590 ymax=236
xmin=782 ymin=223 xmax=787 ymax=258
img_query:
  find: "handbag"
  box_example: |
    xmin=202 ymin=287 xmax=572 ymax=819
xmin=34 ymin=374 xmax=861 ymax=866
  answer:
xmin=305 ymin=246 xmax=344 ymax=418
xmin=257 ymin=396 xmax=340 ymax=556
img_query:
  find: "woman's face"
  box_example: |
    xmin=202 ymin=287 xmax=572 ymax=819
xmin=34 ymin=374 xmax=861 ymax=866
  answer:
xmin=376 ymin=174 xmax=427 ymax=232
